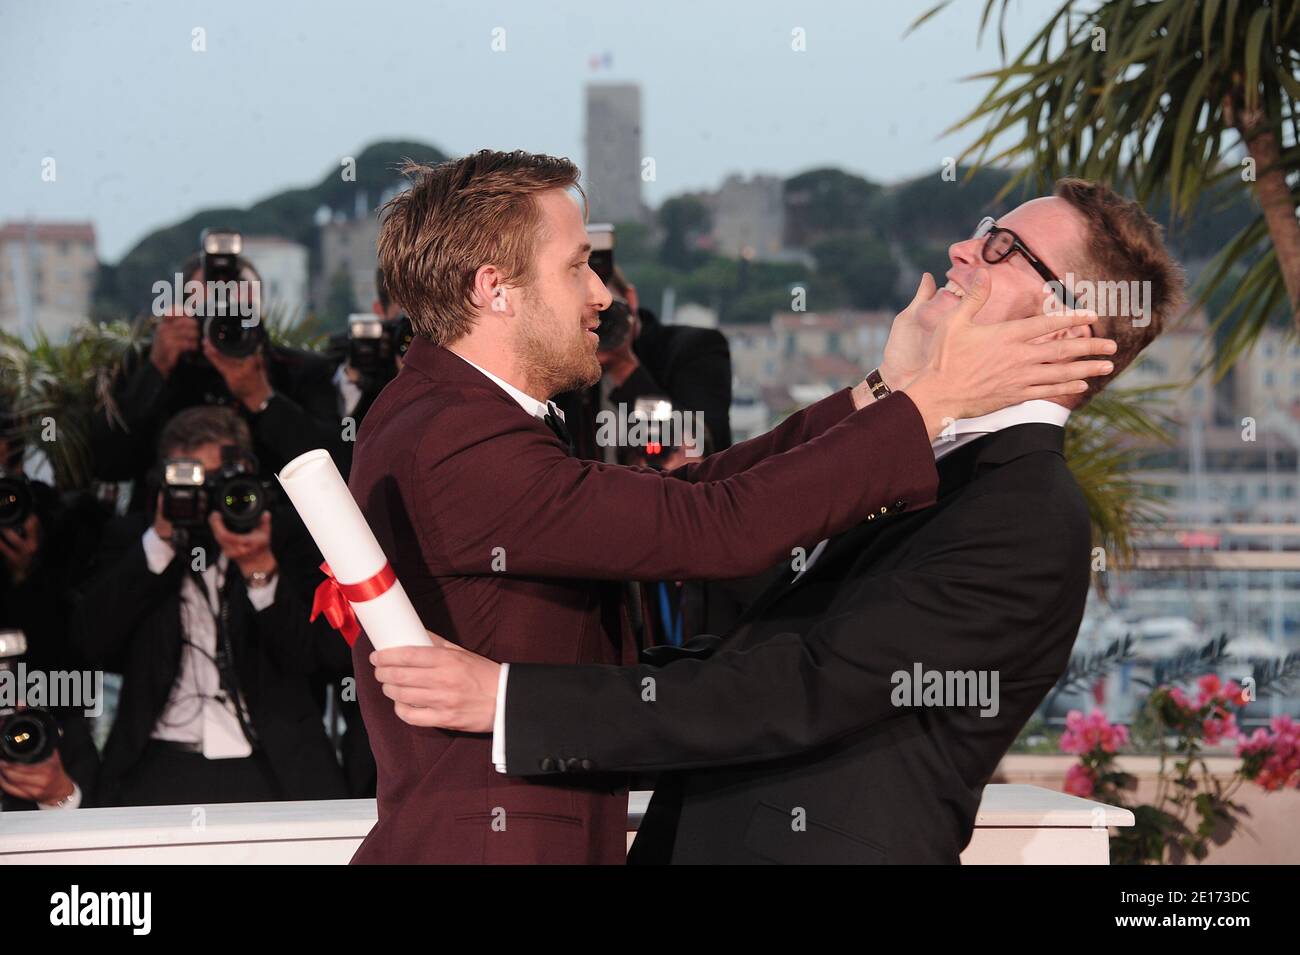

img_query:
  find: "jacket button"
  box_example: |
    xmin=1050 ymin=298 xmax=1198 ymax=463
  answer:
xmin=580 ymin=759 xmax=594 ymax=770
xmin=894 ymin=500 xmax=907 ymax=511
xmin=539 ymin=757 xmax=555 ymax=772
xmin=565 ymin=757 xmax=582 ymax=771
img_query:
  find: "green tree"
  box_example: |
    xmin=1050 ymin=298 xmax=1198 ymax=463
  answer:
xmin=101 ymin=140 xmax=448 ymax=320
xmin=782 ymin=169 xmax=881 ymax=247
xmin=320 ymin=268 xmax=359 ymax=335
xmin=916 ymin=0 xmax=1300 ymax=371
xmin=810 ymin=232 xmax=900 ymax=309
xmin=657 ymin=196 xmax=712 ymax=270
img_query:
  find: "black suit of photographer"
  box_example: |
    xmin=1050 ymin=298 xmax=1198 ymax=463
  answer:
xmin=554 ymin=306 xmax=733 ymax=459
xmin=0 ymin=480 xmax=105 ymax=811
xmin=92 ymin=342 xmax=349 ymax=513
xmin=71 ymin=508 xmax=350 ymax=807
xmin=554 ymin=307 xmax=736 ymax=651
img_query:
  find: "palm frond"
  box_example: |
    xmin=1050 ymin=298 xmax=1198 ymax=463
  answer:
xmin=1065 ymin=383 xmax=1176 ymax=581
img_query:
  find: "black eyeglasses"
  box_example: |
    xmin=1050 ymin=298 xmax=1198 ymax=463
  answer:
xmin=972 ymin=216 xmax=1077 ymax=311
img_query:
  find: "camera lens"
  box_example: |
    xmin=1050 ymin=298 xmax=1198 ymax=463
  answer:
xmin=0 ymin=709 xmax=59 ymax=764
xmin=218 ymin=476 xmax=265 ymax=532
xmin=596 ymin=300 xmax=632 ymax=352
xmin=0 ymin=474 xmax=35 ymax=529
xmin=205 ymin=314 xmax=261 ymax=358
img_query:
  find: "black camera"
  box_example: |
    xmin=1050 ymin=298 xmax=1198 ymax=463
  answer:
xmin=195 ymin=228 xmax=265 ymax=359
xmin=345 ymin=313 xmax=414 ymax=385
xmin=587 ymin=224 xmax=632 ymax=353
xmin=0 ymin=468 xmax=35 ymax=530
xmin=161 ymin=448 xmax=272 ymax=534
xmin=628 ymin=397 xmax=682 ymax=470
xmin=0 ymin=630 xmax=61 ymax=765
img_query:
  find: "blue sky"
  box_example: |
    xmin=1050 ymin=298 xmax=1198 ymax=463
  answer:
xmin=1 ymin=0 xmax=1053 ymax=259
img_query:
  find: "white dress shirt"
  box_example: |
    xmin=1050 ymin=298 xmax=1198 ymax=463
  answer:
xmin=0 ymin=782 xmax=83 ymax=811
xmin=142 ymin=526 xmax=277 ymax=758
xmin=334 ymin=362 xmax=364 ymax=419
xmin=488 ymin=398 xmax=1071 ymax=772
xmin=442 ymin=350 xmax=561 ymax=773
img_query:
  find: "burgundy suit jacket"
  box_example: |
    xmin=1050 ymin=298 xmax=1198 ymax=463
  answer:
xmin=347 ymin=336 xmax=938 ymax=863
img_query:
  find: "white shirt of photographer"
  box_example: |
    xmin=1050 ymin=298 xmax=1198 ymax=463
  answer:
xmin=142 ymin=526 xmax=277 ymax=759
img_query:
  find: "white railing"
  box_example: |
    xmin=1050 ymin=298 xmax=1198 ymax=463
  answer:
xmin=0 ymin=784 xmax=1133 ymax=864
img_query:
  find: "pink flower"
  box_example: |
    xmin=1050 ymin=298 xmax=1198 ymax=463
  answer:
xmin=1196 ymin=674 xmax=1246 ymax=715
xmin=1237 ymin=715 xmax=1300 ymax=791
xmin=1195 ymin=674 xmax=1222 ymax=703
xmin=1202 ymin=713 xmax=1239 ymax=746
xmin=1064 ymin=764 xmax=1096 ymax=797
xmin=1060 ymin=710 xmax=1129 ymax=755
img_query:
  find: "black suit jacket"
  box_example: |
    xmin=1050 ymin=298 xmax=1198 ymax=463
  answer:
xmin=91 ymin=344 xmax=349 ymax=511
xmin=503 ymin=423 xmax=1091 ymax=863
xmin=70 ymin=512 xmax=349 ymax=806
xmin=554 ymin=308 xmax=733 ymax=459
xmin=0 ymin=483 xmax=105 ymax=811
xmin=0 ymin=711 xmax=100 ymax=812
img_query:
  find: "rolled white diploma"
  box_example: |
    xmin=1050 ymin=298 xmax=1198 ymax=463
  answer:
xmin=276 ymin=449 xmax=431 ymax=649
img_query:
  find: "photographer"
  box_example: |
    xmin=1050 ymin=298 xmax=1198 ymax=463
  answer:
xmin=91 ymin=233 xmax=348 ymax=512
xmin=73 ymin=406 xmax=349 ymax=806
xmin=333 ymin=269 xmax=412 ymax=420
xmin=550 ymin=251 xmax=735 ymax=651
xmin=0 ymin=628 xmax=99 ymax=812
xmin=554 ymin=259 xmax=733 ymax=460
xmin=0 ymin=415 xmax=106 ymax=811
xmin=313 ymin=267 xmax=416 ymax=797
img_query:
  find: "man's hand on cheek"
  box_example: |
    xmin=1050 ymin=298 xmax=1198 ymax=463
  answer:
xmin=370 ymin=638 xmax=500 ymax=733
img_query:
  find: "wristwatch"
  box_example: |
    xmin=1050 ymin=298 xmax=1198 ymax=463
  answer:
xmin=865 ymin=367 xmax=893 ymax=401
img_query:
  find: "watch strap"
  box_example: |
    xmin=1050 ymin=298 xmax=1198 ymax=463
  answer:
xmin=865 ymin=367 xmax=892 ymax=401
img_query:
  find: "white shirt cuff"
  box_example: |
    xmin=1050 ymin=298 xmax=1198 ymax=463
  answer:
xmin=38 ymin=781 xmax=82 ymax=810
xmin=491 ymin=663 xmax=510 ymax=773
xmin=141 ymin=525 xmax=176 ymax=574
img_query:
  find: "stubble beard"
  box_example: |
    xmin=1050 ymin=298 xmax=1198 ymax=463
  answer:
xmin=515 ymin=289 xmax=601 ymax=397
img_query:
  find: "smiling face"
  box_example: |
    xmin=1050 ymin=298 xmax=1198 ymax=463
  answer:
xmin=918 ymin=196 xmax=1089 ymax=333
xmin=510 ymin=188 xmax=612 ymax=397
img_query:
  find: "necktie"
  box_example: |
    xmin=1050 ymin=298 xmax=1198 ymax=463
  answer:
xmin=543 ymin=402 xmax=574 ymax=453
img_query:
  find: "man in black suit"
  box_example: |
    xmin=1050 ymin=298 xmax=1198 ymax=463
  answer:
xmin=92 ymin=254 xmax=348 ymax=513
xmin=369 ymin=180 xmax=1184 ymax=863
xmin=0 ymin=701 xmax=98 ymax=813
xmin=554 ymin=265 xmax=733 ymax=461
xmin=0 ymin=422 xmax=105 ymax=812
xmin=74 ymin=405 xmax=348 ymax=807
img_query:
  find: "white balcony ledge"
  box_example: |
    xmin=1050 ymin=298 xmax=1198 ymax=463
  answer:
xmin=0 ymin=783 xmax=1133 ymax=864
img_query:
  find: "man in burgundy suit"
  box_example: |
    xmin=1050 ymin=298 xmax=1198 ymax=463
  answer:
xmin=346 ymin=149 xmax=1114 ymax=863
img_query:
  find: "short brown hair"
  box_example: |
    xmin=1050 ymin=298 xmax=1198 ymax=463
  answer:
xmin=158 ymin=405 xmax=252 ymax=461
xmin=1054 ymin=178 xmax=1185 ymax=401
xmin=377 ymin=150 xmax=584 ymax=345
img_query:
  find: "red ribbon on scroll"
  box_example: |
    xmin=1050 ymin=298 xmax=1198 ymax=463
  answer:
xmin=309 ymin=560 xmax=397 ymax=647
